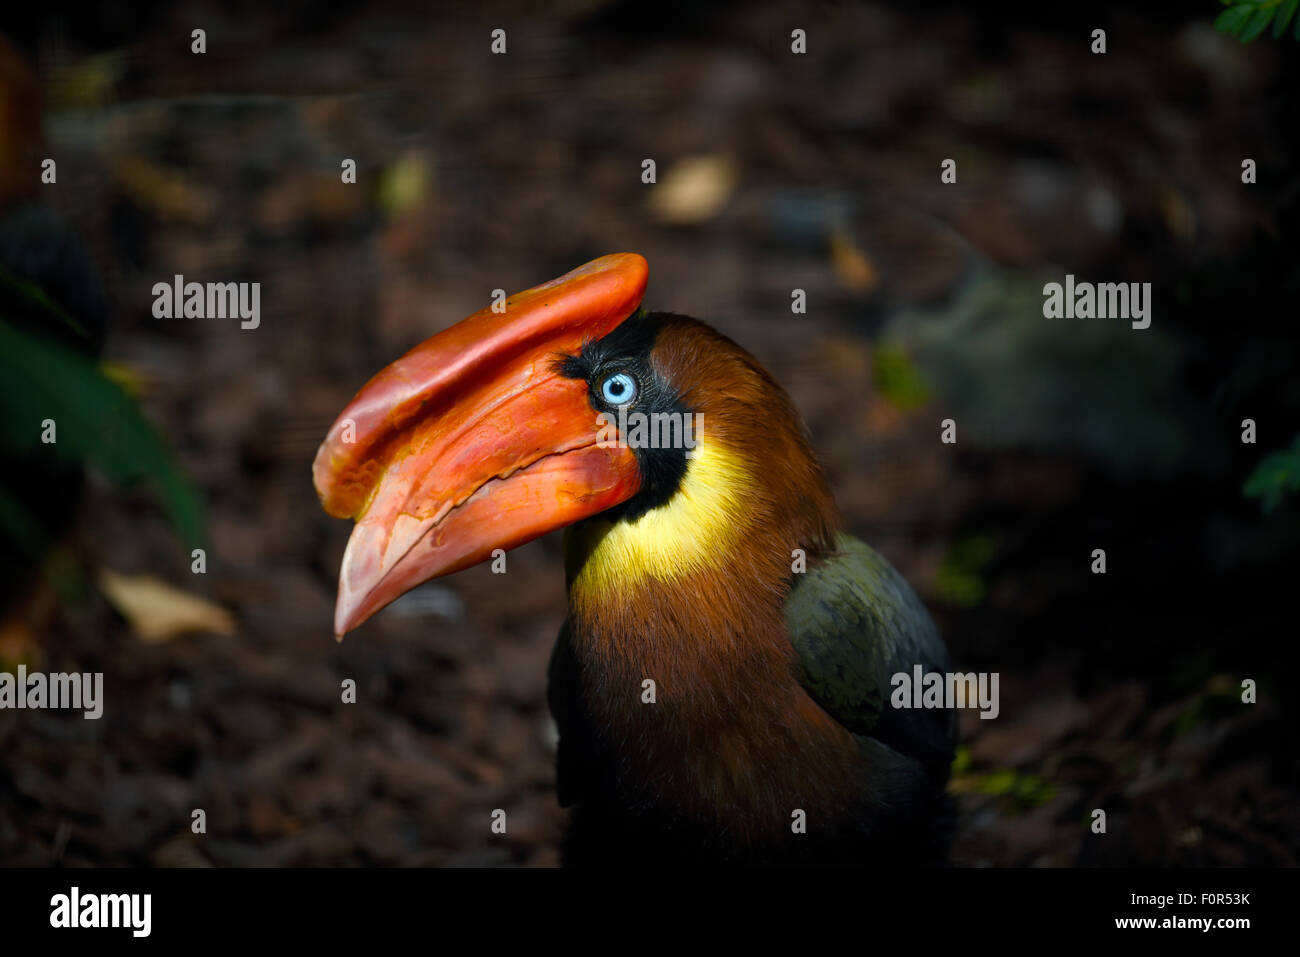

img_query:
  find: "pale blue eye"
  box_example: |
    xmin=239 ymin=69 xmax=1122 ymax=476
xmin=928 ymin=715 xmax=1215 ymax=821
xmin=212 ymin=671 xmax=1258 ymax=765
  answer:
xmin=600 ymin=372 xmax=637 ymax=405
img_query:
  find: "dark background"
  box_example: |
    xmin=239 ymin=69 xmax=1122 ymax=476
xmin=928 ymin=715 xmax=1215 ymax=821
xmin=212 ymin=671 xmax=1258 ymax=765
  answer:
xmin=0 ymin=0 xmax=1297 ymax=866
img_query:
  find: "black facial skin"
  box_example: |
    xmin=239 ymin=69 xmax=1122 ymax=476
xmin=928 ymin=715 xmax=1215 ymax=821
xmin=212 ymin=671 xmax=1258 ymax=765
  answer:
xmin=555 ymin=310 xmax=692 ymax=523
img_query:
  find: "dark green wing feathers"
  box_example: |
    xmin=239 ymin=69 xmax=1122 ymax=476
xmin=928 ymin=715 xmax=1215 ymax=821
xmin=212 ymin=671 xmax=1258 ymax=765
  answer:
xmin=786 ymin=534 xmax=955 ymax=780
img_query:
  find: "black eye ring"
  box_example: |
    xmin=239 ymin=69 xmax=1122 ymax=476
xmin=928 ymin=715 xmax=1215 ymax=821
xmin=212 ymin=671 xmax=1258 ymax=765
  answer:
xmin=599 ymin=371 xmax=638 ymax=406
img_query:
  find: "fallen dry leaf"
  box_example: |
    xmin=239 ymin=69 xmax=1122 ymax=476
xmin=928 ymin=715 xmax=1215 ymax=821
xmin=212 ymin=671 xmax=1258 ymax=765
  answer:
xmin=98 ymin=569 xmax=237 ymax=642
xmin=0 ymin=570 xmax=65 ymax=668
xmin=110 ymin=155 xmax=218 ymax=226
xmin=377 ymin=148 xmax=435 ymax=218
xmin=648 ymin=154 xmax=737 ymax=225
xmin=829 ymin=226 xmax=881 ymax=293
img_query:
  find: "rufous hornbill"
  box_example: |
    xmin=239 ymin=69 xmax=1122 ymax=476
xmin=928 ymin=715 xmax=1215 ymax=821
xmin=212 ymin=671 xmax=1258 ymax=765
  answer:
xmin=313 ymin=253 xmax=955 ymax=866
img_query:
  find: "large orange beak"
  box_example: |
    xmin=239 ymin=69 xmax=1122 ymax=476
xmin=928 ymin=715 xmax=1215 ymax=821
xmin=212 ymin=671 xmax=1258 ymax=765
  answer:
xmin=313 ymin=253 xmax=647 ymax=636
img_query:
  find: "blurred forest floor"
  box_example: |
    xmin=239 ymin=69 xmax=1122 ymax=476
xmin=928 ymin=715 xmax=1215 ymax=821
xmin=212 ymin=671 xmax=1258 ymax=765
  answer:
xmin=0 ymin=1 xmax=1297 ymax=866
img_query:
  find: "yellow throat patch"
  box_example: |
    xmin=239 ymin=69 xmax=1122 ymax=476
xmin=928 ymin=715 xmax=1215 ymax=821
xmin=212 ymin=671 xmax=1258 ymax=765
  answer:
xmin=566 ymin=439 xmax=753 ymax=602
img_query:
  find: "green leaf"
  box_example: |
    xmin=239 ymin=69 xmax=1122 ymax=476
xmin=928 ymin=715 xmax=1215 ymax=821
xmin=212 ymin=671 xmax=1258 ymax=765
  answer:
xmin=0 ymin=319 xmax=207 ymax=549
xmin=1243 ymin=434 xmax=1300 ymax=514
xmin=1275 ymin=0 xmax=1298 ymax=36
xmin=934 ymin=534 xmax=998 ymax=608
xmin=971 ymin=769 xmax=1057 ymax=809
xmin=872 ymin=343 xmax=931 ymax=410
xmin=0 ymin=266 xmax=95 ymax=347
xmin=1215 ymin=4 xmax=1256 ymax=37
xmin=951 ymin=745 xmax=973 ymax=776
xmin=1241 ymin=6 xmax=1277 ymax=41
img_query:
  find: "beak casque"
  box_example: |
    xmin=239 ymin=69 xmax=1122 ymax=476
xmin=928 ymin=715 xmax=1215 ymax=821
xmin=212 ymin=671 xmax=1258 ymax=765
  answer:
xmin=313 ymin=253 xmax=648 ymax=636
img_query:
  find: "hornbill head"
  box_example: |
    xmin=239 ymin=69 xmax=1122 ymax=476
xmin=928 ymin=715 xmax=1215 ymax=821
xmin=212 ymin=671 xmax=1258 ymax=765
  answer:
xmin=314 ymin=253 xmax=835 ymax=637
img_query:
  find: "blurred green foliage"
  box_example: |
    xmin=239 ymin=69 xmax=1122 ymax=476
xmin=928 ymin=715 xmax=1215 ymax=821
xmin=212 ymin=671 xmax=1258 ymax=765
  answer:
xmin=951 ymin=749 xmax=1058 ymax=812
xmin=872 ymin=343 xmax=932 ymax=410
xmin=974 ymin=769 xmax=1057 ymax=809
xmin=0 ymin=273 xmax=207 ymax=558
xmin=1171 ymin=675 xmax=1247 ymax=738
xmin=1243 ymin=434 xmax=1300 ymax=514
xmin=935 ymin=534 xmax=998 ymax=608
xmin=1215 ymin=0 xmax=1300 ymax=41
